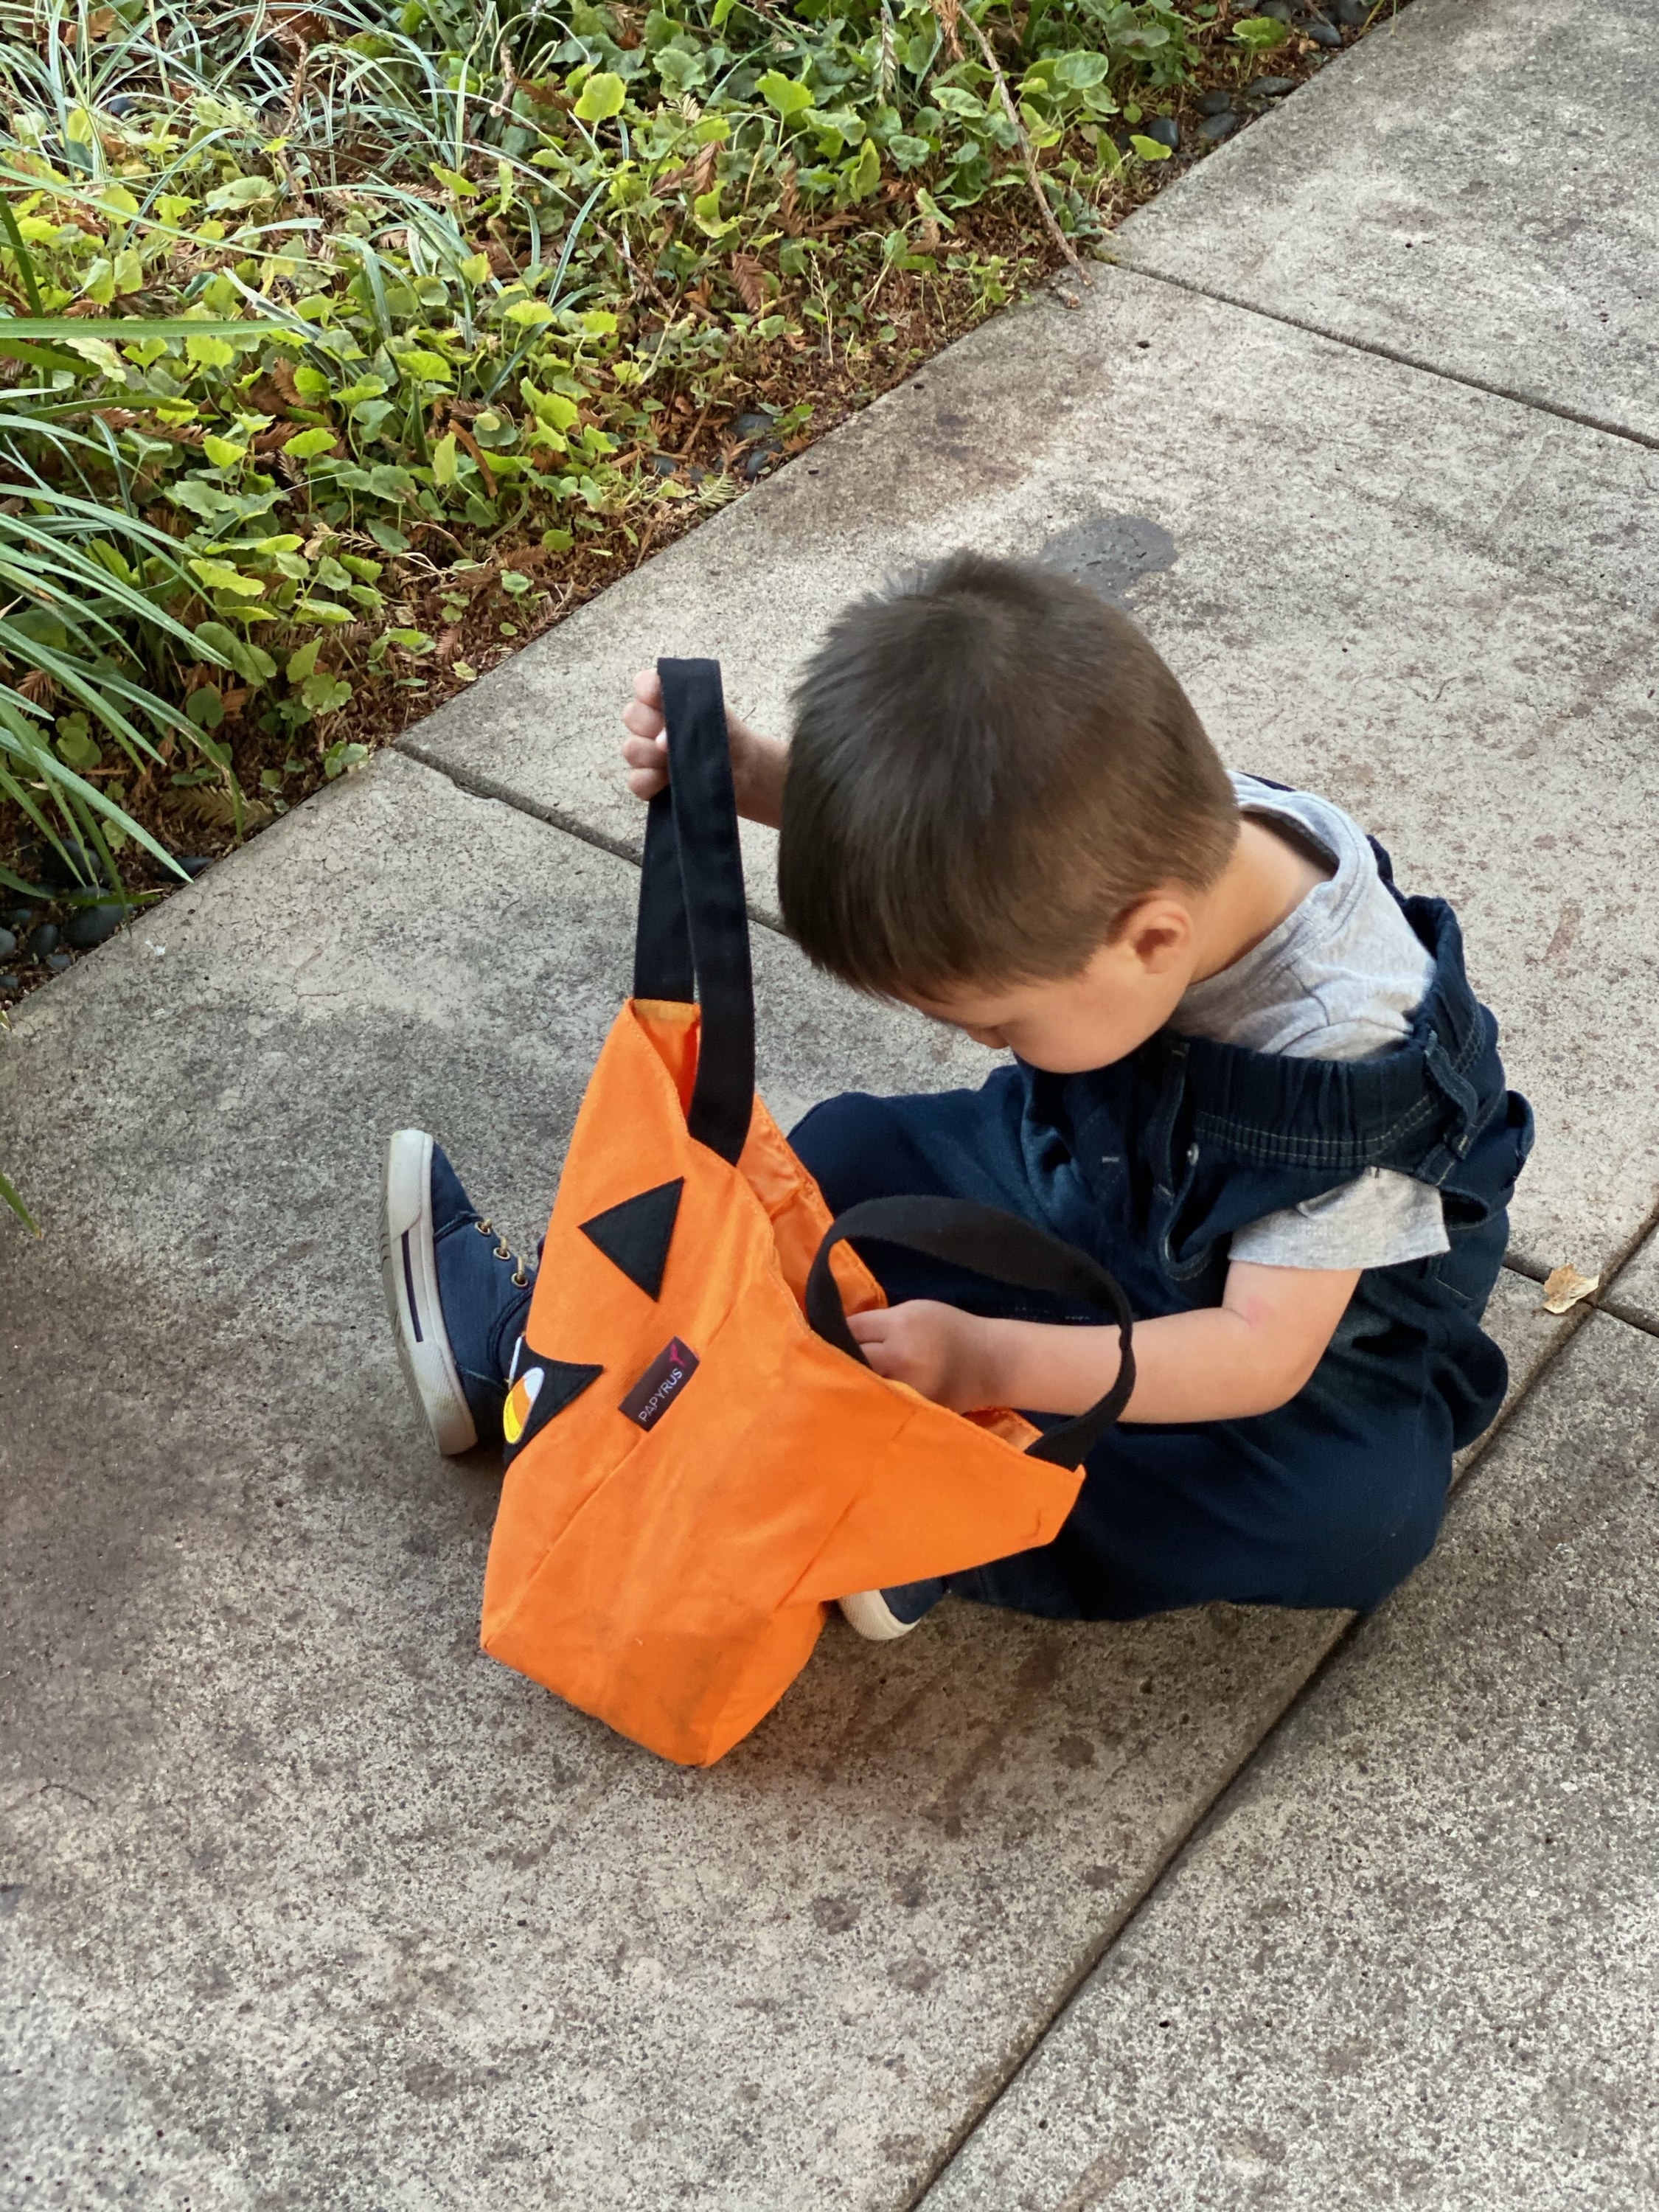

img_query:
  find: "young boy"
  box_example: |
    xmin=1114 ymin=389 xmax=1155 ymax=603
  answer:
xmin=383 ymin=554 xmax=1531 ymax=1640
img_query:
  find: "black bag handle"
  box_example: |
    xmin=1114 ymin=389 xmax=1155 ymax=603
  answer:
xmin=631 ymin=658 xmax=754 ymax=1165
xmin=804 ymin=1195 xmax=1136 ymax=1469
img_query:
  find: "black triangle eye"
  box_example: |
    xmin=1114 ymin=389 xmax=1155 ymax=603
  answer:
xmin=578 ymin=1178 xmax=684 ymax=1301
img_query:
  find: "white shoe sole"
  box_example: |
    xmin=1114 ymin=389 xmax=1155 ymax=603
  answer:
xmin=380 ymin=1128 xmax=479 ymax=1456
xmin=838 ymin=1589 xmax=922 ymax=1641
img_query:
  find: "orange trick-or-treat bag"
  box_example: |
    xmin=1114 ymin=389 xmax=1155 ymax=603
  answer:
xmin=481 ymin=659 xmax=1135 ymax=1764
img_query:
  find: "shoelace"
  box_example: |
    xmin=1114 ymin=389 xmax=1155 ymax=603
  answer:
xmin=474 ymin=1214 xmax=531 ymax=1288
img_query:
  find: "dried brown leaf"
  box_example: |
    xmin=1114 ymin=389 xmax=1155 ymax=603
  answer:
xmin=448 ymin=422 xmax=496 ymax=495
xmin=778 ymin=164 xmax=801 ymax=237
xmin=247 ymin=360 xmax=302 ymax=416
xmin=1540 ymin=1262 xmax=1600 ymax=1315
xmin=730 ymin=252 xmax=765 ymax=313
xmin=260 ymin=4 xmax=329 ymax=52
xmin=166 ymin=787 xmax=271 ymax=835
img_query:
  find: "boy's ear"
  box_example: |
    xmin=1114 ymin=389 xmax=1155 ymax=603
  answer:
xmin=1116 ymin=894 xmax=1194 ymax=975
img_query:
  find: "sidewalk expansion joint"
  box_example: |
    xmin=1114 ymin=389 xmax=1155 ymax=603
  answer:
xmin=1505 ymin=1189 xmax=1659 ymax=1343
xmin=397 ymin=733 xmax=789 ymax=939
xmin=1593 ymin=1297 xmax=1659 ymax=1342
xmin=1115 ymin=257 xmax=1659 ymax=457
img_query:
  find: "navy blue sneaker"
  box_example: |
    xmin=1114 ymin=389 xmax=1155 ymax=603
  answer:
xmin=380 ymin=1129 xmax=535 ymax=1455
xmin=838 ymin=1578 xmax=946 ymax=1641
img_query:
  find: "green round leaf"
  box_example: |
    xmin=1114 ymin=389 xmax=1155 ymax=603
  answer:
xmin=188 ymin=558 xmax=264 ymax=597
xmin=758 ymin=71 xmax=814 ymax=120
xmin=394 ymin=348 xmax=455 ymax=384
xmin=55 ymin=714 xmax=102 ymax=771
xmin=283 ymin=426 xmax=338 ymax=459
xmin=204 ymin=175 xmax=276 ymax=212
xmin=1234 ymin=15 xmax=1293 ymax=51
xmin=574 ymin=71 xmax=627 ymax=123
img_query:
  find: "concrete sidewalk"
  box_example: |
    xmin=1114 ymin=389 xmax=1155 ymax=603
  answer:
xmin=1111 ymin=0 xmax=1659 ymax=445
xmin=10 ymin=762 xmax=1562 ymax=2210
xmin=4 ymin=1 xmax=1657 ymax=2204
xmin=923 ymin=1310 xmax=1659 ymax=2212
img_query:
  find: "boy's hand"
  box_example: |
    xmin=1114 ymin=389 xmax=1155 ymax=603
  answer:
xmin=621 ymin=667 xmax=788 ymax=830
xmin=847 ymin=1300 xmax=1001 ymax=1413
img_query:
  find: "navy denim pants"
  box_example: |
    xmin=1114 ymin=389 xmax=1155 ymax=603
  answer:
xmin=791 ymin=888 xmax=1533 ymax=1621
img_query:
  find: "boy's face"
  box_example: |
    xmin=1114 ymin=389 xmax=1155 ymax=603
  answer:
xmin=906 ymin=894 xmax=1200 ymax=1074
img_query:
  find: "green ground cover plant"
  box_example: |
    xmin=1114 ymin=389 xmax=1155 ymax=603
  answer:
xmin=0 ymin=0 xmax=1394 ymax=1224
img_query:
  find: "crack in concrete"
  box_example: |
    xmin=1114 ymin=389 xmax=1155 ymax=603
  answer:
xmin=397 ymin=731 xmax=792 ymax=942
xmin=1107 ymin=254 xmax=1659 ymax=456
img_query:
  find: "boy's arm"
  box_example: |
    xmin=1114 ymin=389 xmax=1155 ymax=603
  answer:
xmin=622 ymin=667 xmax=789 ymax=829
xmin=848 ymin=1261 xmax=1362 ymax=1426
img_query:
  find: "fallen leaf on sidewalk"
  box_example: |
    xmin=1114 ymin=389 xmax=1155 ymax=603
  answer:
xmin=1540 ymin=1262 xmax=1600 ymax=1315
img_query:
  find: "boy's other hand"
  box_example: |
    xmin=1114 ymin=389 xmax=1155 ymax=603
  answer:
xmin=621 ymin=667 xmax=673 ymax=799
xmin=847 ymin=1300 xmax=1000 ymax=1413
xmin=620 ymin=667 xmax=788 ymax=829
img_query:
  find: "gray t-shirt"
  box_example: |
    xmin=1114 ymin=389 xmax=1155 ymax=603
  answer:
xmin=1171 ymin=775 xmax=1447 ymax=1271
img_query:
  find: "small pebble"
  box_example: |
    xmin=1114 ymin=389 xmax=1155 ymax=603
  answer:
xmin=1251 ymin=76 xmax=1297 ymax=97
xmin=44 ymin=952 xmax=72 ymax=975
xmin=1198 ymin=111 xmax=1239 ymax=141
xmin=1144 ymin=114 xmax=1180 ymax=150
xmin=177 ymin=855 xmax=214 ymax=879
xmin=26 ymin=922 xmax=58 ymax=960
xmin=1331 ymin=0 xmax=1366 ymax=19
xmin=731 ymin=411 xmax=775 ymax=442
xmin=1304 ymin=18 xmax=1343 ymax=44
xmin=36 ymin=839 xmax=102 ymax=892
xmin=1257 ymin=0 xmax=1295 ymax=18
xmin=65 ymin=902 xmax=131 ymax=950
xmin=1197 ymin=88 xmax=1234 ymax=116
xmin=0 ymin=974 xmax=17 ymax=997
xmin=648 ymin=453 xmax=678 ymax=476
xmin=742 ymin=446 xmax=778 ymax=480
xmin=3 ymin=910 xmax=33 ymax=933
xmin=0 ymin=928 xmax=14 ymax=961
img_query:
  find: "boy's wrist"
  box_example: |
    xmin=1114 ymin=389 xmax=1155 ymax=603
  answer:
xmin=965 ymin=1315 xmax=1128 ymax=1419
xmin=967 ymin=1315 xmax=1023 ymax=1411
xmin=731 ymin=728 xmax=787 ymax=829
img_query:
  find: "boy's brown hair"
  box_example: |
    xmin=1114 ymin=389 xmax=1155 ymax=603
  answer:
xmin=777 ymin=552 xmax=1239 ymax=997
